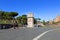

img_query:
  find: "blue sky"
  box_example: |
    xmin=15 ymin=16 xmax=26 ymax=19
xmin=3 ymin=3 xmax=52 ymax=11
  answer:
xmin=0 ymin=0 xmax=60 ymax=21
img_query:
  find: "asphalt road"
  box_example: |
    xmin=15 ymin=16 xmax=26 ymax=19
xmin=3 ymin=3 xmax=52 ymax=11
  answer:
xmin=38 ymin=28 xmax=60 ymax=40
xmin=0 ymin=27 xmax=57 ymax=40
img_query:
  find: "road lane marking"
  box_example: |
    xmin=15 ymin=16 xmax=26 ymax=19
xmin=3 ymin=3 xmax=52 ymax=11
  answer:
xmin=33 ymin=28 xmax=60 ymax=40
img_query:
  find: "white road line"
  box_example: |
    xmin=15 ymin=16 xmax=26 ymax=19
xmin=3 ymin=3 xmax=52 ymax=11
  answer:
xmin=33 ymin=28 xmax=60 ymax=40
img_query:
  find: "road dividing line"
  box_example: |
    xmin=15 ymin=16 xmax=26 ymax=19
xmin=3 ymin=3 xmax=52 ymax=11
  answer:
xmin=33 ymin=28 xmax=60 ymax=40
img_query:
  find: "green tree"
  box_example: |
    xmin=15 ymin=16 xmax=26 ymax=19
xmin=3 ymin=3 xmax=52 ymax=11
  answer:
xmin=3 ymin=12 xmax=11 ymax=19
xmin=0 ymin=11 xmax=18 ymax=24
xmin=3 ymin=12 xmax=18 ymax=19
xmin=16 ymin=15 xmax=27 ymax=25
xmin=16 ymin=16 xmax=22 ymax=23
xmin=10 ymin=12 xmax=18 ymax=18
xmin=21 ymin=15 xmax=27 ymax=25
xmin=42 ymin=20 xmax=46 ymax=25
xmin=34 ymin=18 xmax=41 ymax=24
xmin=36 ymin=18 xmax=41 ymax=21
xmin=0 ymin=11 xmax=18 ymax=19
xmin=0 ymin=11 xmax=4 ymax=19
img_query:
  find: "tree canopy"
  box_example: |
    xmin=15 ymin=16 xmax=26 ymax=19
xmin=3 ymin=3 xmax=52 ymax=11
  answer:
xmin=42 ymin=20 xmax=46 ymax=25
xmin=0 ymin=11 xmax=18 ymax=19
xmin=16 ymin=15 xmax=27 ymax=25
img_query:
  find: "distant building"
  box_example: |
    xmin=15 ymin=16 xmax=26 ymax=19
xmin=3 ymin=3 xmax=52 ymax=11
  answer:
xmin=48 ymin=15 xmax=60 ymax=24
xmin=53 ymin=15 xmax=60 ymax=22
xmin=48 ymin=20 xmax=53 ymax=24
